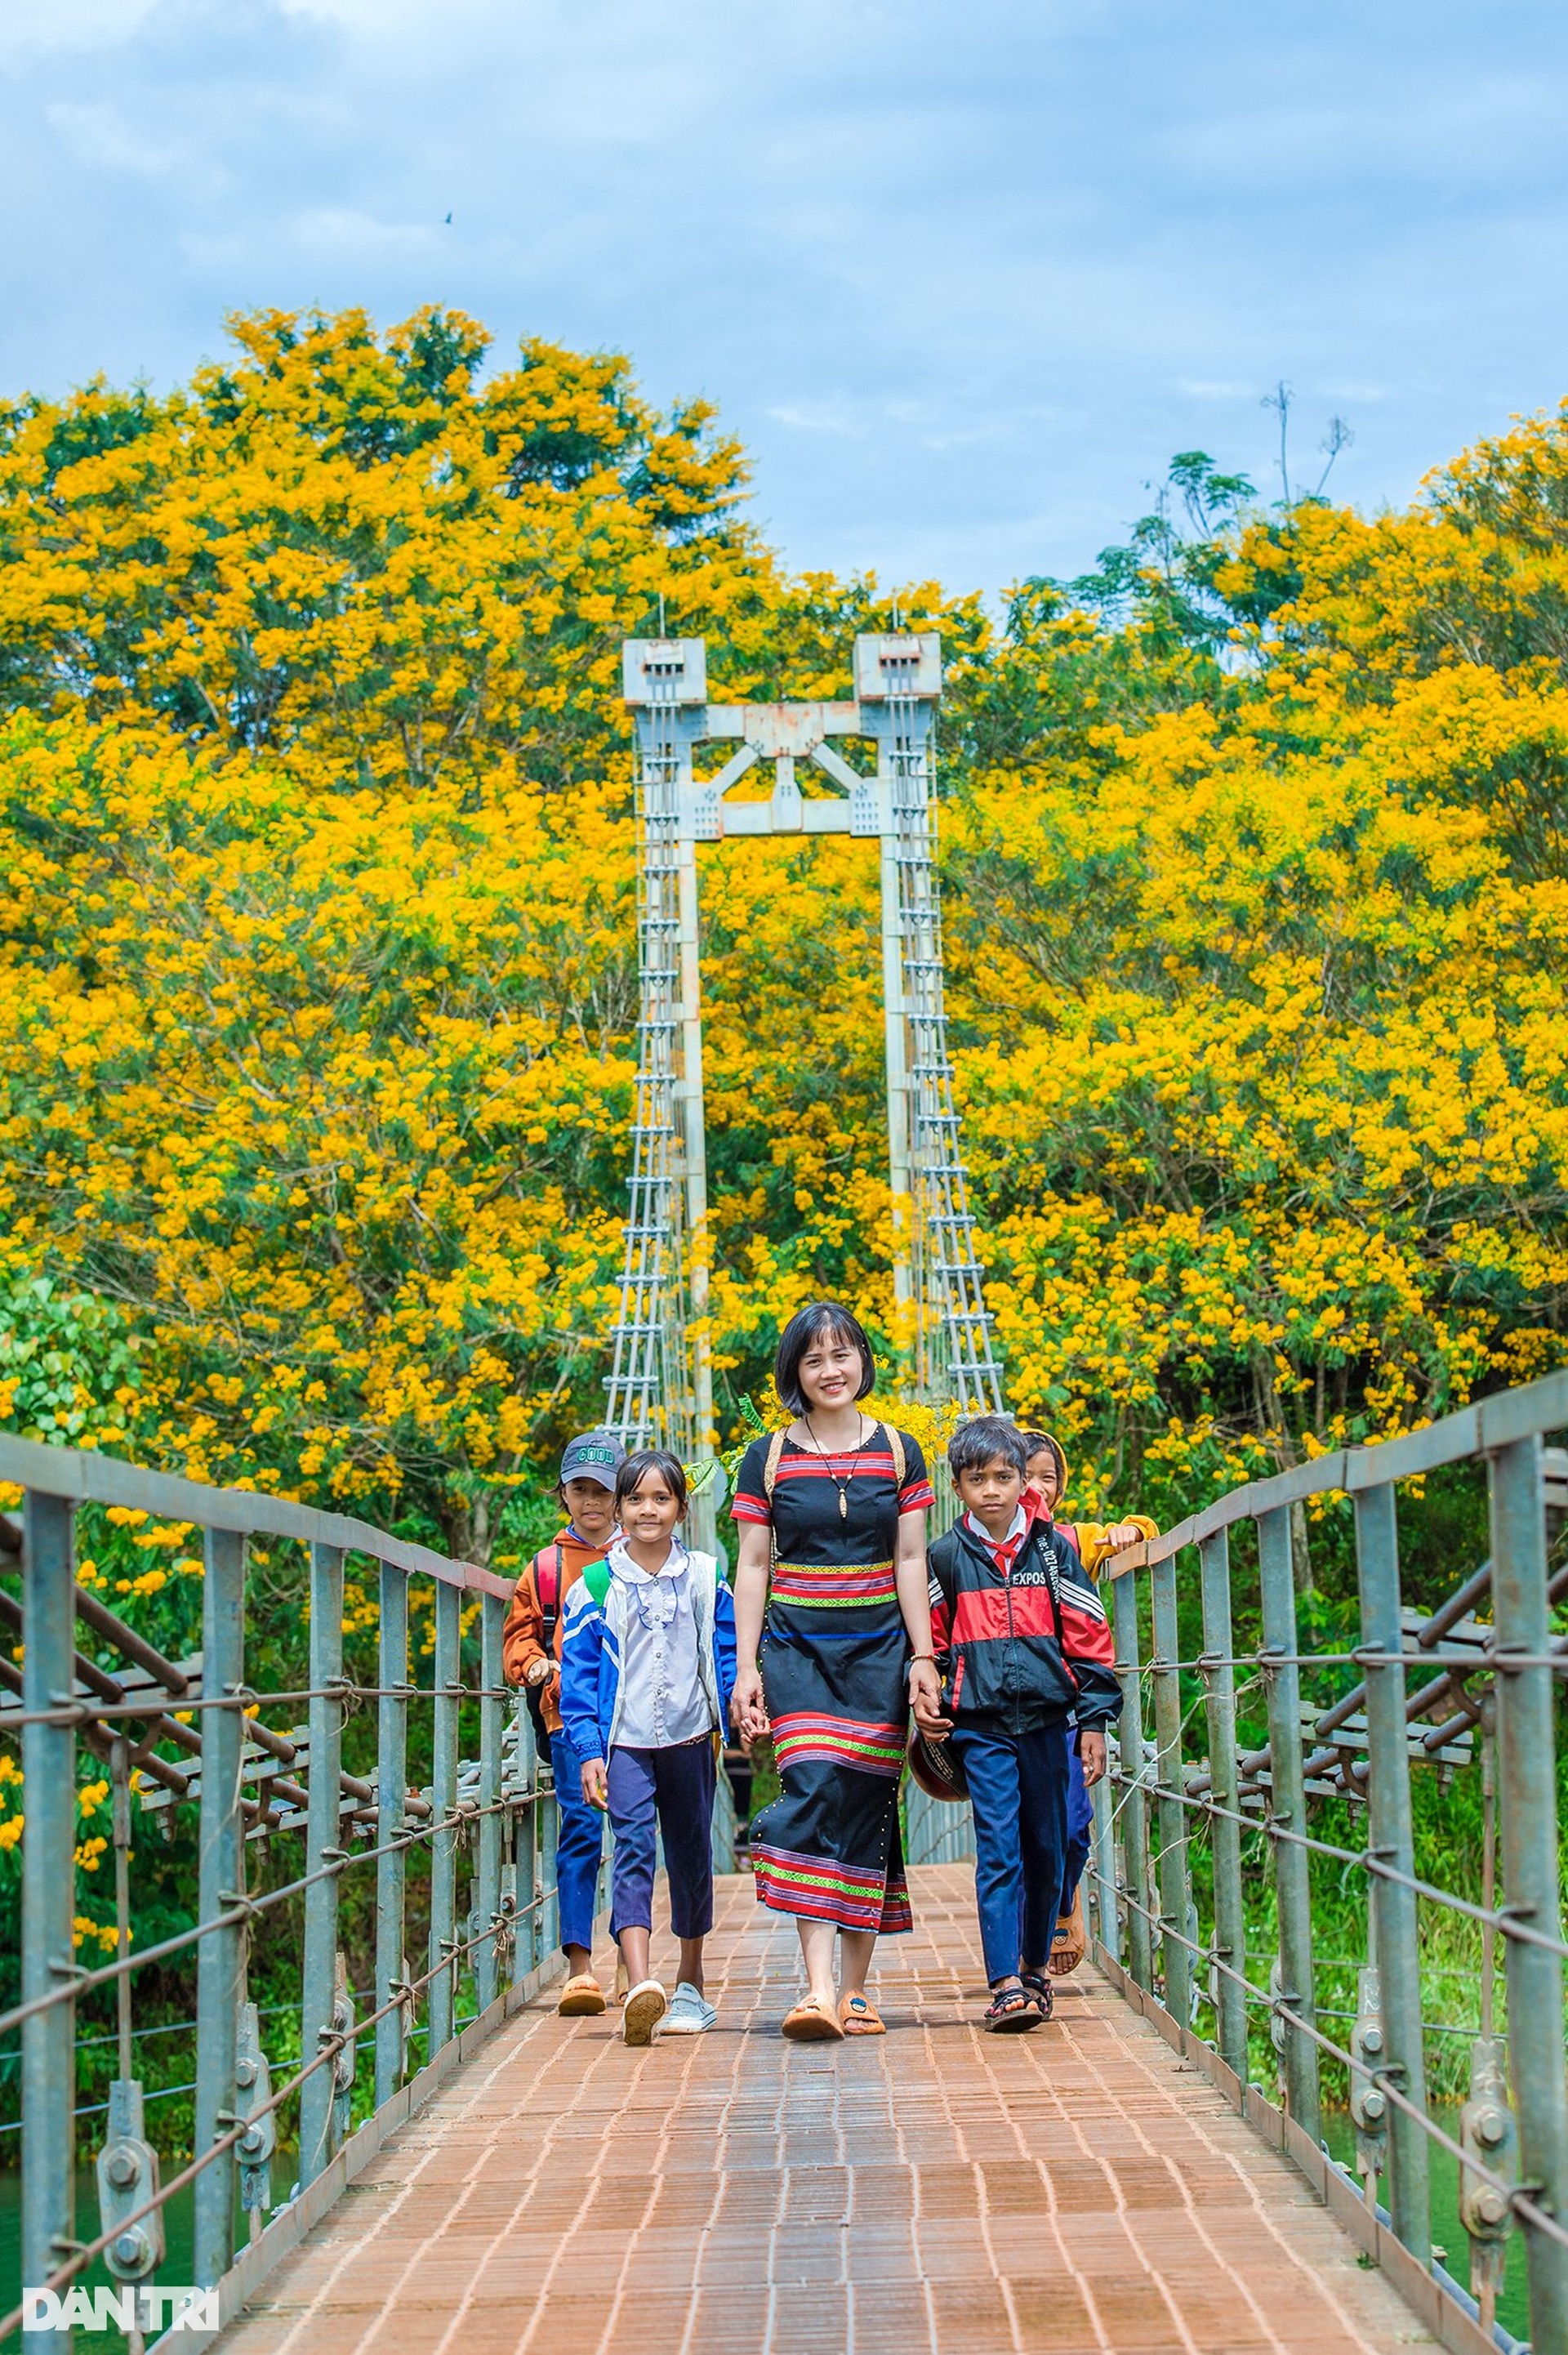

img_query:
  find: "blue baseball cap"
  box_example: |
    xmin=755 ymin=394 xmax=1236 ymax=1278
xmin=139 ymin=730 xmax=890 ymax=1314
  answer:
xmin=559 ymin=1430 xmax=626 ymax=1490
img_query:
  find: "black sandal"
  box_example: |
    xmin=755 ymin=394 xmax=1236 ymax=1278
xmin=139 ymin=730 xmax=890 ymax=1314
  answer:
xmin=1020 ymin=1970 xmax=1055 ymax=2022
xmin=984 ymin=1980 xmax=1040 ymax=2033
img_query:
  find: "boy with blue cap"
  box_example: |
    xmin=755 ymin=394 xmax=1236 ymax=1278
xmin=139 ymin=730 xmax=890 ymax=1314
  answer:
xmin=502 ymin=1428 xmax=626 ymax=2014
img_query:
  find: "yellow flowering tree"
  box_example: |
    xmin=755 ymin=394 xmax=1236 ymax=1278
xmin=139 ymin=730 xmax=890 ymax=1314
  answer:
xmin=942 ymin=425 xmax=1568 ymax=1527
xmin=0 ymin=306 xmax=1563 ymax=1574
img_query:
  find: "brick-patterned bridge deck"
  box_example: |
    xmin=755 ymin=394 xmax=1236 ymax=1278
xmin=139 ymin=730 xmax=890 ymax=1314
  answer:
xmin=218 ymin=1867 xmax=1432 ymax=2355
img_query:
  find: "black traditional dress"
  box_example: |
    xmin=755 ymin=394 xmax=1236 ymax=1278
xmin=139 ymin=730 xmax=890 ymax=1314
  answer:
xmin=733 ymin=1424 xmax=933 ymax=1934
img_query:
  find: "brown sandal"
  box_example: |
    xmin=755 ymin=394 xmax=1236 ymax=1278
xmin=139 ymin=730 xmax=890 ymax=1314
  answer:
xmin=1048 ymin=1889 xmax=1086 ymax=1977
xmin=781 ymin=1997 xmax=845 ymax=2042
xmin=839 ymin=1992 xmax=885 ymax=2036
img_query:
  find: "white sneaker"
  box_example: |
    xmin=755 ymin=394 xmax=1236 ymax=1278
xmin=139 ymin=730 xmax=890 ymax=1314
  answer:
xmin=661 ymin=1981 xmax=716 ymax=2034
xmin=622 ymin=1978 xmax=667 ymax=2045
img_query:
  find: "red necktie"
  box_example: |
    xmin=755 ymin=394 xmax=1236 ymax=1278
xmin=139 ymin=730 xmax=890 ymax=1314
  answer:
xmin=987 ymin=1530 xmax=1023 ymax=1579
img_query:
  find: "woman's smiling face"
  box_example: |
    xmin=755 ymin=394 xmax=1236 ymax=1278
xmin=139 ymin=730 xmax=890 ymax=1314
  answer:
xmin=797 ymin=1327 xmax=864 ymax=1411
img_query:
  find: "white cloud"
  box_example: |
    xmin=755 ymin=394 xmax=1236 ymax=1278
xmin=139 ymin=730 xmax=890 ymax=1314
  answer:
xmin=4 ymin=0 xmax=1568 ymax=587
xmin=0 ymin=0 xmax=162 ymax=55
xmin=47 ymin=100 xmax=185 ymax=178
xmin=183 ymin=207 xmax=444 ymax=271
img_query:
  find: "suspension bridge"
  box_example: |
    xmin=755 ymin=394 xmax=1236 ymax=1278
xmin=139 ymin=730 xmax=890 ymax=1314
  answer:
xmin=1 ymin=639 xmax=1566 ymax=2355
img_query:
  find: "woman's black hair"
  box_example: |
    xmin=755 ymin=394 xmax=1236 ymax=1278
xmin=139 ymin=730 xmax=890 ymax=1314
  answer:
xmin=948 ymin=1416 xmax=1029 ymax=1480
xmin=1019 ymin=1430 xmax=1065 ymax=1484
xmin=613 ymin=1447 xmax=688 ymax=1516
xmin=773 ymin=1300 xmax=876 ymax=1416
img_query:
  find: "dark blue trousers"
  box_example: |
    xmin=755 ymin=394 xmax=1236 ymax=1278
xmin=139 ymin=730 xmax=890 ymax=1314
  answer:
xmin=1060 ymin=1724 xmax=1094 ymax=1916
xmin=950 ymin=1722 xmax=1069 ymax=1983
xmin=548 ymin=1728 xmax=606 ymax=1955
xmin=606 ymin=1737 xmax=716 ymax=1942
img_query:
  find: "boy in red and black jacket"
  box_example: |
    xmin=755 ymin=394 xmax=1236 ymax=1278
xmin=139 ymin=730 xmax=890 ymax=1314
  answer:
xmin=927 ymin=1415 xmax=1121 ymax=2030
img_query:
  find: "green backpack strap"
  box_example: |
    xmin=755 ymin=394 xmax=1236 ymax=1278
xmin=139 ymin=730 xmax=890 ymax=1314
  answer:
xmin=581 ymin=1556 xmax=612 ymax=1609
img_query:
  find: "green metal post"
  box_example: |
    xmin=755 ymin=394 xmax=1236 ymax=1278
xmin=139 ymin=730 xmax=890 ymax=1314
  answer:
xmin=375 ymin=1561 xmax=408 ymax=2111
xmin=1256 ymin=1505 xmax=1320 ymax=2141
xmin=543 ymin=1780 xmax=561 ymax=1956
xmin=298 ymin=1541 xmax=344 ymax=2187
xmin=1111 ymin=1570 xmax=1152 ymax=1992
xmin=514 ymin=1702 xmax=539 ymax=1973
xmin=1490 ymin=1434 xmax=1568 ymax=2345
xmin=1199 ymin=1528 xmax=1247 ymax=2081
xmin=1150 ymin=1553 xmax=1192 ymax=2025
xmin=429 ymin=1580 xmax=461 ymax=2054
xmin=475 ymin=1594 xmax=504 ymax=2014
xmin=193 ymin=1526 xmax=245 ymax=2288
xmin=1353 ymin=1483 xmax=1430 ymax=2266
xmin=21 ymin=1492 xmax=75 ymax=2352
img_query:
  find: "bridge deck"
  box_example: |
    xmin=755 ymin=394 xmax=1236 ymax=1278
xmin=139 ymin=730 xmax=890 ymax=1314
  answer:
xmin=217 ymin=1867 xmax=1433 ymax=2355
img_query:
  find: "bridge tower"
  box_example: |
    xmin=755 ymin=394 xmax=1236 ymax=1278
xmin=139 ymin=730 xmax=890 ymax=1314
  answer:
xmin=604 ymin=632 xmax=1001 ymax=1524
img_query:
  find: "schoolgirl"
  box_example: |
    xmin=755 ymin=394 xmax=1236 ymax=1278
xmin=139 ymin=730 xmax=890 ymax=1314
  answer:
xmin=560 ymin=1449 xmax=737 ymax=2045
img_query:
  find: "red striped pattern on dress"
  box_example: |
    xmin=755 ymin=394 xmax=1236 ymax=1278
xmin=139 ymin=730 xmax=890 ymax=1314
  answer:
xmin=771 ymin=1711 xmax=906 ymax=1779
xmin=751 ymin=1841 xmax=899 ymax=1932
xmin=880 ymin=1873 xmax=914 ymax=1934
xmin=770 ymin=1456 xmax=936 ymax=1514
xmin=769 ymin=1558 xmax=898 ymax=1608
xmin=731 ymin=1450 xmax=936 ymax=1523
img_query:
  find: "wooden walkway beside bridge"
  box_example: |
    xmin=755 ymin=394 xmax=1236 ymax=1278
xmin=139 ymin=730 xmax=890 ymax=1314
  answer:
xmin=208 ymin=1871 xmax=1431 ymax=2355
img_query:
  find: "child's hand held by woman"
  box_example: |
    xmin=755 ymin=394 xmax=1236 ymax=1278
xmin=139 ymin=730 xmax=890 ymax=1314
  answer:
xmin=729 ymin=1664 xmax=769 ymax=1743
xmin=908 ymin=1656 xmax=951 ymax=1738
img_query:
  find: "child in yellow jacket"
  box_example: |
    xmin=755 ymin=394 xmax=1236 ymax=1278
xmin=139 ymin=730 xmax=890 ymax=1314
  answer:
xmin=1020 ymin=1430 xmax=1158 ymax=1980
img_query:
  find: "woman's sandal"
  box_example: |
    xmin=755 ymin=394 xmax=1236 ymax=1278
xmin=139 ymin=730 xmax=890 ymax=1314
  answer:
xmin=1020 ymin=1970 xmax=1055 ymax=2023
xmin=1048 ymin=1889 xmax=1086 ymax=1977
xmin=781 ymin=1997 xmax=846 ymax=2043
xmin=984 ymin=1981 xmax=1040 ymax=2033
xmin=839 ymin=1992 xmax=886 ymax=2036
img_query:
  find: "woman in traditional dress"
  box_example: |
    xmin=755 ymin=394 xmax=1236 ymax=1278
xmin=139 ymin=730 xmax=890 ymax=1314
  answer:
xmin=730 ymin=1300 xmax=949 ymax=2039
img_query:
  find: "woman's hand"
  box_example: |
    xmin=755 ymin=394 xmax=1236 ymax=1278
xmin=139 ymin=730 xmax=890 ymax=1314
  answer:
xmin=908 ymin=1659 xmax=951 ymax=1740
xmin=581 ymin=1757 xmax=608 ymax=1811
xmin=730 ymin=1664 xmax=770 ymax=1744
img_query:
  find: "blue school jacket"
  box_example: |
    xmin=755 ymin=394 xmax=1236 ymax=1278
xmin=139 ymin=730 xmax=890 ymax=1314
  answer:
xmin=559 ymin=1545 xmax=737 ymax=1764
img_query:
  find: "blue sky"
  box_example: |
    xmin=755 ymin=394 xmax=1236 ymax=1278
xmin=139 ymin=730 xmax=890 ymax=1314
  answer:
xmin=7 ymin=0 xmax=1568 ymax=594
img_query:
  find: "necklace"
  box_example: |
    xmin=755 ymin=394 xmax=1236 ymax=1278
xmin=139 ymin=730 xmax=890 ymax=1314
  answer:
xmin=801 ymin=1412 xmax=869 ymax=1519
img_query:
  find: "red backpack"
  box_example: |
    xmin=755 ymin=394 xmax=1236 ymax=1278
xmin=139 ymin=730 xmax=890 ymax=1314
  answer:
xmin=523 ymin=1542 xmax=567 ymax=1742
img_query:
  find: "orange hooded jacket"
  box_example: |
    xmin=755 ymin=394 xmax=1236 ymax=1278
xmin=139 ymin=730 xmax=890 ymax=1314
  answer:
xmin=501 ymin=1528 xmax=611 ymax=1735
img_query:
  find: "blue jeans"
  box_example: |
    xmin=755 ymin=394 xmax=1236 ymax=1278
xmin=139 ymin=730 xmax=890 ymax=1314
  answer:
xmin=548 ymin=1729 xmax=606 ymax=1956
xmin=950 ymin=1722 xmax=1069 ymax=1984
xmin=1060 ymin=1724 xmax=1094 ymax=1917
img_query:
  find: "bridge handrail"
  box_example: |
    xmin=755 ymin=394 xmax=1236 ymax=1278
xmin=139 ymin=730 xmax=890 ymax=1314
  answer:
xmin=1107 ymin=1365 xmax=1568 ymax=1572
xmin=0 ymin=1430 xmax=514 ymax=1597
xmin=1088 ymin=1375 xmax=1568 ymax=2355
xmin=906 ymin=1367 xmax=1568 ymax=2355
xmin=0 ymin=1434 xmax=593 ymax=2346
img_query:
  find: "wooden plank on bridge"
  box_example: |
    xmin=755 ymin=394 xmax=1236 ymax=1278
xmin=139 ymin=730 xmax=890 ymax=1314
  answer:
xmin=208 ymin=1867 xmax=1437 ymax=2355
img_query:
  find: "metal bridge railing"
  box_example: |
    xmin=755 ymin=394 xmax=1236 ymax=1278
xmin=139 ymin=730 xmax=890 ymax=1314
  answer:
xmin=1085 ymin=1371 xmax=1568 ymax=2355
xmin=0 ymin=1433 xmax=742 ymax=2348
